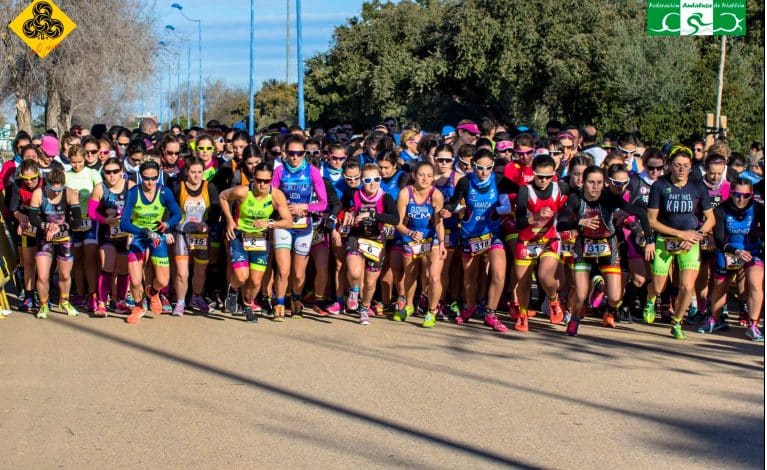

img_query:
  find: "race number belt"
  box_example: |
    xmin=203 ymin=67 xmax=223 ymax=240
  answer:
xmin=186 ymin=233 xmax=208 ymax=251
xmin=22 ymin=224 xmax=37 ymax=237
xmin=559 ymin=232 xmax=576 ymax=256
xmin=635 ymin=233 xmax=647 ymax=248
xmin=242 ymin=233 xmax=267 ymax=252
xmin=700 ymin=234 xmax=715 ymax=252
xmin=73 ymin=218 xmax=92 ymax=232
xmin=664 ymin=236 xmax=687 ymax=255
xmin=109 ymin=220 xmax=128 ymax=239
xmin=292 ymin=216 xmax=308 ymax=229
xmin=583 ymin=238 xmax=611 ymax=258
xmin=52 ymin=231 xmax=69 ymax=243
xmin=469 ymin=233 xmax=492 ymax=257
xmin=311 ymin=229 xmax=326 ymax=247
xmin=383 ymin=224 xmax=395 ymax=240
xmin=725 ymin=252 xmax=746 ymax=271
xmin=523 ymin=239 xmax=548 ymax=259
xmin=408 ymin=237 xmax=433 ymax=259
xmin=358 ymin=237 xmax=383 ymax=262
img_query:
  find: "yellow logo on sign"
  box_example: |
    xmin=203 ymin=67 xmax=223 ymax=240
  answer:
xmin=8 ymin=0 xmax=76 ymax=59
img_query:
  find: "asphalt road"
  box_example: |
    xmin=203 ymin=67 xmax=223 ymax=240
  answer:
xmin=1 ymin=307 xmax=763 ymax=469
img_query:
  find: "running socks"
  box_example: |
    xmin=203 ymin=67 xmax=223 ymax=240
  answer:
xmin=98 ymin=270 xmax=113 ymax=303
xmin=116 ymin=274 xmax=129 ymax=300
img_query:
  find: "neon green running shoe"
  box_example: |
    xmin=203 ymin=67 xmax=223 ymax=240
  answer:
xmin=643 ymin=302 xmax=656 ymax=324
xmin=422 ymin=311 xmax=436 ymax=328
xmin=36 ymin=304 xmax=49 ymax=319
xmin=60 ymin=300 xmax=79 ymax=317
xmin=671 ymin=322 xmax=687 ymax=340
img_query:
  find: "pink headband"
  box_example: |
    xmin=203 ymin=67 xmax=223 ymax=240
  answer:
xmin=457 ymin=123 xmax=480 ymax=135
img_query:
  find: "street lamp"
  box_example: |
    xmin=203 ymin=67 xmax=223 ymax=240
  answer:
xmin=159 ymin=40 xmax=181 ymax=127
xmin=171 ymin=3 xmax=203 ymax=127
xmin=165 ymin=24 xmax=191 ymax=128
xmin=249 ymin=0 xmax=254 ymax=136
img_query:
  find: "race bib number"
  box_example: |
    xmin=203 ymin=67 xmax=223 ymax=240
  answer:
xmin=109 ymin=221 xmax=128 ymax=239
xmin=74 ymin=218 xmax=92 ymax=232
xmin=725 ymin=252 xmax=746 ymax=271
xmin=584 ymin=238 xmax=611 ymax=258
xmin=664 ymin=237 xmax=687 ymax=254
xmin=22 ymin=224 xmax=37 ymax=237
xmin=383 ymin=224 xmax=395 ymax=240
xmin=52 ymin=231 xmax=69 ymax=243
xmin=293 ymin=216 xmax=308 ymax=229
xmin=358 ymin=237 xmax=383 ymax=262
xmin=242 ymin=233 xmax=267 ymax=252
xmin=469 ymin=233 xmax=492 ymax=257
xmin=408 ymin=238 xmax=433 ymax=258
xmin=186 ymin=233 xmax=208 ymax=251
xmin=524 ymin=240 xmax=546 ymax=259
xmin=311 ymin=229 xmax=325 ymax=247
xmin=560 ymin=242 xmax=574 ymax=256
xmin=635 ymin=234 xmax=646 ymax=248
xmin=700 ymin=234 xmax=715 ymax=252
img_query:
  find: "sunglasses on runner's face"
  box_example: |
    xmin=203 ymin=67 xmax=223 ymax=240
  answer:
xmin=609 ymin=177 xmax=629 ymax=186
xmin=330 ymin=156 xmax=346 ymax=161
xmin=618 ymin=146 xmax=638 ymax=156
xmin=732 ymin=191 xmax=752 ymax=199
xmin=435 ymin=158 xmax=453 ymax=163
xmin=344 ymin=175 xmax=360 ymax=182
xmin=197 ymin=146 xmax=214 ymax=152
xmin=20 ymin=173 xmax=39 ymax=180
xmin=255 ymin=178 xmax=271 ymax=184
xmin=647 ymin=164 xmax=664 ymax=171
xmin=514 ymin=149 xmax=534 ymax=156
xmin=305 ymin=150 xmax=322 ymax=157
xmin=534 ymin=172 xmax=555 ymax=180
xmin=473 ymin=163 xmax=493 ymax=171
xmin=550 ymin=150 xmax=563 ymax=156
xmin=165 ymin=151 xmax=180 ymax=156
xmin=362 ymin=176 xmax=381 ymax=184
xmin=142 ymin=174 xmax=159 ymax=182
xmin=86 ymin=149 xmax=99 ymax=155
xmin=103 ymin=168 xmax=121 ymax=176
xmin=286 ymin=150 xmax=304 ymax=157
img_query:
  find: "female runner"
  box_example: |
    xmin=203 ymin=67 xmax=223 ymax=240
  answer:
xmin=8 ymin=160 xmax=43 ymax=311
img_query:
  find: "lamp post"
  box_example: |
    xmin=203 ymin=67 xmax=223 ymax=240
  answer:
xmin=158 ymin=41 xmax=180 ymax=130
xmin=165 ymin=25 xmax=191 ymax=127
xmin=296 ymin=0 xmax=304 ymax=129
xmin=249 ymin=0 xmax=255 ymax=136
xmin=171 ymin=3 xmax=203 ymax=127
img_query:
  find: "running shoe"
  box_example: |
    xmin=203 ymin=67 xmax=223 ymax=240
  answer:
xmin=88 ymin=296 xmax=98 ymax=313
xmin=686 ymin=308 xmax=706 ymax=326
xmin=36 ymin=304 xmax=49 ymax=319
xmin=326 ymin=301 xmax=343 ymax=315
xmin=564 ymin=318 xmax=579 ymax=336
xmin=346 ymin=290 xmax=360 ymax=313
xmin=670 ymin=322 xmax=687 ymax=340
xmin=94 ymin=301 xmax=108 ymax=318
xmin=416 ymin=293 xmax=428 ymax=317
xmin=643 ymin=302 xmax=656 ymax=324
xmin=160 ymin=293 xmax=172 ymax=314
xmin=172 ymin=301 xmax=185 ymax=317
xmin=602 ymin=312 xmax=616 ymax=328
xmin=148 ymin=291 xmax=162 ymax=315
xmin=617 ymin=305 xmax=632 ymax=324
xmin=563 ymin=310 xmax=572 ymax=326
xmin=359 ymin=307 xmax=371 ymax=326
xmin=514 ymin=314 xmax=529 ymax=332
xmin=393 ymin=305 xmax=413 ymax=322
xmin=252 ymin=299 xmax=263 ymax=315
xmin=448 ymin=300 xmax=461 ymax=319
xmin=71 ymin=294 xmax=87 ymax=308
xmin=224 ymin=285 xmax=239 ymax=314
xmin=311 ymin=301 xmax=329 ymax=317
xmin=126 ymin=306 xmax=144 ymax=324
xmin=697 ymin=316 xmax=728 ymax=334
xmin=746 ymin=324 xmax=764 ymax=342
xmin=369 ymin=301 xmax=383 ymax=317
xmin=273 ymin=304 xmax=286 ymax=322
xmin=422 ymin=311 xmax=436 ymax=328
xmin=436 ymin=303 xmax=448 ymax=322
xmin=549 ymin=300 xmax=564 ymax=325
xmin=738 ymin=312 xmax=749 ymax=327
xmin=589 ymin=275 xmax=605 ymax=309
xmin=115 ymin=299 xmax=131 ymax=314
xmin=191 ymin=295 xmax=211 ymax=314
xmin=484 ymin=312 xmax=508 ymax=333
xmin=291 ymin=298 xmax=304 ymax=318
xmin=60 ymin=300 xmax=79 ymax=316
xmin=19 ymin=296 xmax=34 ymax=312
xmin=244 ymin=306 xmax=257 ymax=323
xmin=302 ymin=291 xmax=316 ymax=306
xmin=509 ymin=303 xmax=520 ymax=321
xmin=395 ymin=295 xmax=406 ymax=314
xmin=455 ymin=305 xmax=476 ymax=325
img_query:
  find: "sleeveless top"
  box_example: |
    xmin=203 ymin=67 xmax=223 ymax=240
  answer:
xmin=400 ymin=186 xmax=435 ymax=243
xmin=237 ymin=186 xmax=273 ymax=234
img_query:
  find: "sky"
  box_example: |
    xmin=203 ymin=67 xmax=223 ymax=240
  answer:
xmin=154 ymin=0 xmax=364 ymax=105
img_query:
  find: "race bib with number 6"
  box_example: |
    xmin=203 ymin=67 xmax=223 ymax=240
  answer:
xmin=358 ymin=238 xmax=384 ymax=262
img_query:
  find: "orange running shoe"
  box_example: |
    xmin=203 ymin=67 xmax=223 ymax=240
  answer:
xmin=549 ymin=300 xmax=564 ymax=325
xmin=515 ymin=314 xmax=529 ymax=332
xmin=602 ymin=312 xmax=616 ymax=328
xmin=149 ymin=291 xmax=162 ymax=315
xmin=126 ymin=306 xmax=144 ymax=324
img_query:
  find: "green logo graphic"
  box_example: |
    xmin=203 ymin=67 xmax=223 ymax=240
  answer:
xmin=647 ymin=1 xmax=746 ymax=36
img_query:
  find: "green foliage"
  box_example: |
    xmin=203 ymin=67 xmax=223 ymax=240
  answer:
xmin=304 ymin=0 xmax=764 ymax=149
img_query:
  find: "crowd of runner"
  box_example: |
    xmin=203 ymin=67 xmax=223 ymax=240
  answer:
xmin=0 ymin=117 xmax=763 ymax=341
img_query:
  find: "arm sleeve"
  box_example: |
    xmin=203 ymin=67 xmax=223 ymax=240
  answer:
xmin=445 ymin=177 xmax=469 ymax=212
xmin=612 ymin=194 xmax=652 ymax=237
xmin=515 ymin=185 xmax=531 ymax=230
xmin=7 ymin=183 xmax=21 ymax=213
xmin=88 ymin=198 xmax=107 ymax=224
xmin=120 ymin=188 xmax=144 ymax=235
xmin=206 ymin=183 xmax=221 ymax=225
xmin=28 ymin=207 xmax=43 ymax=228
xmin=324 ymin=179 xmax=342 ymax=217
xmin=67 ymin=202 xmax=83 ymax=229
xmin=306 ymin=167 xmax=328 ymax=213
xmin=556 ymin=193 xmax=581 ymax=231
xmin=712 ymin=205 xmax=729 ymax=252
xmin=161 ymin=186 xmax=183 ymax=228
xmin=375 ymin=194 xmax=400 ymax=225
xmin=496 ymin=175 xmax=519 ymax=195
xmin=271 ymin=165 xmax=284 ymax=189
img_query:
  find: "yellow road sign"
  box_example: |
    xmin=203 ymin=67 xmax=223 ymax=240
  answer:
xmin=8 ymin=0 xmax=76 ymax=59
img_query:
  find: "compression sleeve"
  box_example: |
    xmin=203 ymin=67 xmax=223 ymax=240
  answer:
xmin=713 ymin=205 xmax=729 ymax=252
xmin=306 ymin=166 xmax=328 ymax=213
xmin=68 ymin=202 xmax=83 ymax=229
xmin=88 ymin=198 xmax=107 ymax=224
xmin=161 ymin=185 xmax=182 ymax=228
xmin=28 ymin=206 xmax=43 ymax=228
xmin=7 ymin=183 xmax=21 ymax=213
xmin=445 ymin=176 xmax=469 ymax=212
xmin=324 ymin=178 xmax=342 ymax=218
xmin=515 ymin=185 xmax=531 ymax=230
xmin=206 ymin=183 xmax=221 ymax=225
xmin=375 ymin=193 xmax=400 ymax=226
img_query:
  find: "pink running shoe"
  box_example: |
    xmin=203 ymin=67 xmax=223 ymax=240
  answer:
xmin=326 ymin=301 xmax=343 ymax=315
xmin=455 ymin=305 xmax=476 ymax=325
xmin=484 ymin=313 xmax=508 ymax=332
xmin=565 ymin=319 xmax=580 ymax=336
xmin=88 ymin=296 xmax=98 ymax=313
